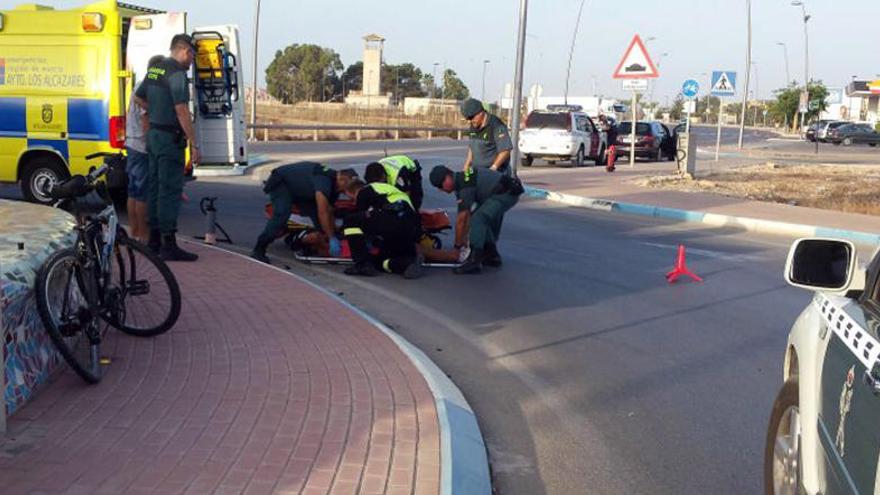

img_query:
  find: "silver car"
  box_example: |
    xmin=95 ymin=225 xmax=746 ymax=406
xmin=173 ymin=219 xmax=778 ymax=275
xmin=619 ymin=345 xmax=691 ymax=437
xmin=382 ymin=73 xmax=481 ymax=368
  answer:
xmin=765 ymin=238 xmax=880 ymax=494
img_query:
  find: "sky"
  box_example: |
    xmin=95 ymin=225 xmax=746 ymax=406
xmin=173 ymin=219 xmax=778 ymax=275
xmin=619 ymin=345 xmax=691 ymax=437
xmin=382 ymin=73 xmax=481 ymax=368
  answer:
xmin=41 ymin=0 xmax=880 ymax=104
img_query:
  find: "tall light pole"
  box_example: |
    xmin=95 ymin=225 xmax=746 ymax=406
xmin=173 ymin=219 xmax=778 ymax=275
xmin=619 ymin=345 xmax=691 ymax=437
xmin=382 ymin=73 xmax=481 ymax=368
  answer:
xmin=737 ymin=0 xmax=751 ymax=150
xmin=649 ymin=52 xmax=668 ymax=115
xmin=564 ymin=0 xmax=587 ymax=105
xmin=249 ymin=0 xmax=261 ymax=141
xmin=432 ymin=62 xmax=439 ymax=99
xmin=776 ymin=42 xmax=791 ymax=86
xmin=481 ymin=59 xmax=490 ymax=100
xmin=792 ymin=1 xmax=810 ymax=131
xmin=509 ymin=0 xmax=529 ymax=178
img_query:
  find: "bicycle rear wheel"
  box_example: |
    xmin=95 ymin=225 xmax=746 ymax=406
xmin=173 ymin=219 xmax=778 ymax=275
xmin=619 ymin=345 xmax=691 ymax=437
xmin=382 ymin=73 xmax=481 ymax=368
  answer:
xmin=35 ymin=247 xmax=103 ymax=384
xmin=106 ymin=235 xmax=181 ymax=337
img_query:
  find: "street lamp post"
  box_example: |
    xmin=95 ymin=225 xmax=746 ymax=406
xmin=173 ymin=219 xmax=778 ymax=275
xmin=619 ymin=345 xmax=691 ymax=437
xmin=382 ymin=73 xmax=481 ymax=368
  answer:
xmin=776 ymin=42 xmax=791 ymax=86
xmin=249 ymin=0 xmax=261 ymax=141
xmin=509 ymin=0 xmax=529 ymax=178
xmin=564 ymin=0 xmax=587 ymax=105
xmin=792 ymin=1 xmax=810 ymax=131
xmin=481 ymin=59 xmax=490 ymax=100
xmin=650 ymin=52 xmax=669 ymax=113
xmin=432 ymin=62 xmax=439 ymax=99
xmin=737 ymin=0 xmax=752 ymax=150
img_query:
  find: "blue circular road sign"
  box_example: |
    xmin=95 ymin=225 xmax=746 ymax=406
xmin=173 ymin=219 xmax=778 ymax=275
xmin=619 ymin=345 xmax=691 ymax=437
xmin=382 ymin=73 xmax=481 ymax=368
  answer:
xmin=682 ymin=79 xmax=700 ymax=99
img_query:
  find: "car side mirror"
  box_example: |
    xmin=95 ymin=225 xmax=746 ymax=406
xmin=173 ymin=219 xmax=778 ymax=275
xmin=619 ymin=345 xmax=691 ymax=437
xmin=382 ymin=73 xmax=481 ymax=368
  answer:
xmin=784 ymin=238 xmax=865 ymax=297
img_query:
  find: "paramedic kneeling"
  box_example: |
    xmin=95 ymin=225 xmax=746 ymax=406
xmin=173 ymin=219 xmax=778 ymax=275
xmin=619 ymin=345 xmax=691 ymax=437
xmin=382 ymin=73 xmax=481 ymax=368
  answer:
xmin=342 ymin=180 xmax=423 ymax=279
xmin=429 ymin=165 xmax=522 ymax=275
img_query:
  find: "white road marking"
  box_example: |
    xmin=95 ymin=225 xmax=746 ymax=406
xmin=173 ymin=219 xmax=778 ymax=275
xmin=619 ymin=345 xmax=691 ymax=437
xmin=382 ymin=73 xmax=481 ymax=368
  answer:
xmin=641 ymin=242 xmax=767 ymax=262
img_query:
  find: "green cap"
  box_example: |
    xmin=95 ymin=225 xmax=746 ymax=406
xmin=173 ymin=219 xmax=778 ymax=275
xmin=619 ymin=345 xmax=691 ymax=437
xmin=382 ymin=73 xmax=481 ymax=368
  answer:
xmin=460 ymin=98 xmax=484 ymax=119
xmin=429 ymin=165 xmax=452 ymax=188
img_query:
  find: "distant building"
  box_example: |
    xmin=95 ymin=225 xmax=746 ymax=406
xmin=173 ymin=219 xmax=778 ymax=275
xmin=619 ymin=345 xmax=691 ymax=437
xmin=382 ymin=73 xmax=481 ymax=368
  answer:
xmin=345 ymin=33 xmax=392 ymax=108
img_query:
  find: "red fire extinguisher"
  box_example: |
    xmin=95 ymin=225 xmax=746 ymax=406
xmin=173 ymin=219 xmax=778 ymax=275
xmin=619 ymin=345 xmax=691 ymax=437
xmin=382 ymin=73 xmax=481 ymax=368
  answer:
xmin=606 ymin=145 xmax=617 ymax=172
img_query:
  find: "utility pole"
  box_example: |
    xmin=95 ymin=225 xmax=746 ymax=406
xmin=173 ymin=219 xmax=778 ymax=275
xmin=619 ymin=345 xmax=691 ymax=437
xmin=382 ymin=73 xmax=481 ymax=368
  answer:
xmin=509 ymin=0 xmax=529 ymax=178
xmin=481 ymin=59 xmax=490 ymax=100
xmin=249 ymin=0 xmax=261 ymax=141
xmin=564 ymin=0 xmax=587 ymax=105
xmin=432 ymin=62 xmax=439 ymax=99
xmin=792 ymin=1 xmax=810 ymax=132
xmin=737 ymin=0 xmax=751 ymax=150
xmin=776 ymin=42 xmax=790 ymax=86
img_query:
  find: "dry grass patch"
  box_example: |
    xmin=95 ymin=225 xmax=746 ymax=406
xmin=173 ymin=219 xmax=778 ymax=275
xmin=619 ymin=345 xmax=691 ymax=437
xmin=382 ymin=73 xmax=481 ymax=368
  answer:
xmin=635 ymin=163 xmax=880 ymax=216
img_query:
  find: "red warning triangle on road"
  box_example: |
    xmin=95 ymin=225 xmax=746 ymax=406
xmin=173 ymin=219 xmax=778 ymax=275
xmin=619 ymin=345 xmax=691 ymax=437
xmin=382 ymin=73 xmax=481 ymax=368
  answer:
xmin=612 ymin=34 xmax=659 ymax=80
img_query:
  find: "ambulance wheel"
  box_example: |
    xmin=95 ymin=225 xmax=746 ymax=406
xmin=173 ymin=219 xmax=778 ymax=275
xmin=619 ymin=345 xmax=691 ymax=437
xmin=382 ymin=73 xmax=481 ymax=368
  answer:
xmin=521 ymin=156 xmax=533 ymax=167
xmin=21 ymin=156 xmax=69 ymax=205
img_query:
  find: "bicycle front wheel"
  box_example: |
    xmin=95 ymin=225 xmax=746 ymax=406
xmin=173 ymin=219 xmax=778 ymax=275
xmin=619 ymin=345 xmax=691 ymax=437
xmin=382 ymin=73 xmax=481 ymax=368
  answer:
xmin=35 ymin=247 xmax=103 ymax=384
xmin=106 ymin=235 xmax=181 ymax=337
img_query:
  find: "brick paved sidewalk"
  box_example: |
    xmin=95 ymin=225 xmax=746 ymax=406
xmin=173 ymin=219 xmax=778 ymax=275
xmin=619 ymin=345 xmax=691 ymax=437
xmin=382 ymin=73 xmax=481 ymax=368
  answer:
xmin=0 ymin=244 xmax=440 ymax=495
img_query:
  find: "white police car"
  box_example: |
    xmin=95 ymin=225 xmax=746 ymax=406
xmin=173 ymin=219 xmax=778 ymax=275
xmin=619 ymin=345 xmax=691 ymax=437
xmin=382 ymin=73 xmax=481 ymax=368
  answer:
xmin=766 ymin=238 xmax=880 ymax=494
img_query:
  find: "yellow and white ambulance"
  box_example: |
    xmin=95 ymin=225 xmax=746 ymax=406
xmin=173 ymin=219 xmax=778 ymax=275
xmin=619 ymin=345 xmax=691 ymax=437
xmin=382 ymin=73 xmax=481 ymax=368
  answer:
xmin=0 ymin=0 xmax=246 ymax=204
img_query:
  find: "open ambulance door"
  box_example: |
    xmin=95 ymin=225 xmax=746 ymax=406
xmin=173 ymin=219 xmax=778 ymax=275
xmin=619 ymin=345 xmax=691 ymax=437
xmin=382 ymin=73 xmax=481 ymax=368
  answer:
xmin=191 ymin=25 xmax=248 ymax=169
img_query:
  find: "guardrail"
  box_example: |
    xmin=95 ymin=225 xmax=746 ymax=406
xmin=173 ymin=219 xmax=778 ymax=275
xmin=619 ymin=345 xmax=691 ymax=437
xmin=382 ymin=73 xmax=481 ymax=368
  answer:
xmin=246 ymin=124 xmax=469 ymax=142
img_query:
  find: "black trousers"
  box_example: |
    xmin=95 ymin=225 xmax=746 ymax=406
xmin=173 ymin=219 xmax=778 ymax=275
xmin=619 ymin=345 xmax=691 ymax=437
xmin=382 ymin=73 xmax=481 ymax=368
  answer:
xmin=343 ymin=208 xmax=420 ymax=273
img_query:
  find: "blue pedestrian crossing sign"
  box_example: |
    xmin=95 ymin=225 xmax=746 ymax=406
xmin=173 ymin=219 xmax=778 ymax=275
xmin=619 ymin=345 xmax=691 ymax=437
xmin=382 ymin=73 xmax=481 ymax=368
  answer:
xmin=681 ymin=79 xmax=699 ymax=99
xmin=711 ymin=71 xmax=737 ymax=96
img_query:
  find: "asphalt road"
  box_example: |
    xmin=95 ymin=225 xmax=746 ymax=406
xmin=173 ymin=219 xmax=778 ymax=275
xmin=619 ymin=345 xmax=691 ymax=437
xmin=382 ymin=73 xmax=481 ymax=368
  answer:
xmin=170 ymin=144 xmax=807 ymax=494
xmin=0 ymin=138 xmax=815 ymax=494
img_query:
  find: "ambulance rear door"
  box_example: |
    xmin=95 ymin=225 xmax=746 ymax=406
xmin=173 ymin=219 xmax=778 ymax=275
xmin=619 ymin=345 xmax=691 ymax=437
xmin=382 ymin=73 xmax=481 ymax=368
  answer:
xmin=191 ymin=25 xmax=247 ymax=169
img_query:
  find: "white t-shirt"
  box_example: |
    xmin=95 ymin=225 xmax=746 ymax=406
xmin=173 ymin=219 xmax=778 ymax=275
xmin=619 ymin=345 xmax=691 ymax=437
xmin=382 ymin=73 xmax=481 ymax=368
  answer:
xmin=126 ymin=83 xmax=147 ymax=153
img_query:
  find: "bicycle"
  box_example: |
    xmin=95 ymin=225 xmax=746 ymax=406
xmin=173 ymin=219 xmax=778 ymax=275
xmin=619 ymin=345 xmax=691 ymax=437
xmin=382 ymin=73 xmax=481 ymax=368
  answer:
xmin=34 ymin=152 xmax=182 ymax=383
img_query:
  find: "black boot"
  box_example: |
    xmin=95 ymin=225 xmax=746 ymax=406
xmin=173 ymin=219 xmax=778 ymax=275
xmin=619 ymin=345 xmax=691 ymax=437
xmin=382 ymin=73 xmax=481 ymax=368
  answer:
xmin=147 ymin=228 xmax=161 ymax=254
xmin=250 ymin=239 xmax=271 ymax=264
xmin=483 ymin=243 xmax=502 ymax=267
xmin=403 ymin=254 xmax=424 ymax=280
xmin=345 ymin=261 xmax=377 ymax=277
xmin=454 ymin=249 xmax=483 ymax=275
xmin=160 ymin=234 xmax=199 ymax=262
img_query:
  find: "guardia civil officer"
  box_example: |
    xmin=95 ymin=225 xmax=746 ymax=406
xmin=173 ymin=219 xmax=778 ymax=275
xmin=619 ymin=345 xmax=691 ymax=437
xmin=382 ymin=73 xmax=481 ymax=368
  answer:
xmin=368 ymin=154 xmax=424 ymax=210
xmin=461 ymin=98 xmax=513 ymax=177
xmin=251 ymin=162 xmax=357 ymax=264
xmin=133 ymin=34 xmax=199 ymax=261
xmin=428 ymin=165 xmax=522 ymax=274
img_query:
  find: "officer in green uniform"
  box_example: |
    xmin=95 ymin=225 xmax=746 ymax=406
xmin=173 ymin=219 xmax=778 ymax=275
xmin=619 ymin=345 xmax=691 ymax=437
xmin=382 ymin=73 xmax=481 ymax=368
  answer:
xmin=133 ymin=33 xmax=199 ymax=262
xmin=367 ymin=154 xmax=424 ymax=209
xmin=428 ymin=165 xmax=523 ymax=274
xmin=251 ymin=162 xmax=357 ymax=264
xmin=342 ymin=179 xmax=422 ymax=279
xmin=461 ymin=98 xmax=513 ymax=177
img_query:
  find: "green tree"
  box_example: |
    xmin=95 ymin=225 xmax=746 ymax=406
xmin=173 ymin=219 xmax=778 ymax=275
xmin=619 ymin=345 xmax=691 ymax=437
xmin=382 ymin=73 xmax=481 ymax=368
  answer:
xmin=265 ymin=44 xmax=343 ymax=104
xmin=340 ymin=62 xmax=363 ymax=96
xmin=441 ymin=69 xmax=470 ymax=100
xmin=768 ymin=81 xmax=829 ymax=129
xmin=669 ymin=97 xmax=685 ymax=121
xmin=381 ymin=63 xmax=428 ymax=100
xmin=695 ymin=95 xmax=721 ymax=123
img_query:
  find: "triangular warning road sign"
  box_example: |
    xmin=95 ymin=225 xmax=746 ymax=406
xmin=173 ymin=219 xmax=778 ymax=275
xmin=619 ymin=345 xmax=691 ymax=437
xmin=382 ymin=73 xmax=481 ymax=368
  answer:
xmin=613 ymin=35 xmax=659 ymax=80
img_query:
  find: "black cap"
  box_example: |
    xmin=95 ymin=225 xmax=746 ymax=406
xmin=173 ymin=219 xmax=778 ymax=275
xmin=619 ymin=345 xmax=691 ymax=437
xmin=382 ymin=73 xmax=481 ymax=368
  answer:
xmin=429 ymin=165 xmax=452 ymax=188
xmin=460 ymin=98 xmax=484 ymax=119
xmin=170 ymin=33 xmax=197 ymax=52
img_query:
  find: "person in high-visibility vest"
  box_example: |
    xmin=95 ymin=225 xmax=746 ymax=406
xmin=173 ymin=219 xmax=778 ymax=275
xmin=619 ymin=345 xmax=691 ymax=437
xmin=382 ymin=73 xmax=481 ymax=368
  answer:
xmin=367 ymin=155 xmax=424 ymax=210
xmin=342 ymin=179 xmax=423 ymax=279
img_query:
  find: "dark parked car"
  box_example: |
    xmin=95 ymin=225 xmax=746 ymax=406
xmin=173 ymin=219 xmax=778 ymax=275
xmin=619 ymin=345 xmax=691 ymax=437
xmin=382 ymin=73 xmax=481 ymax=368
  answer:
xmin=818 ymin=121 xmax=848 ymax=142
xmin=827 ymin=123 xmax=880 ymax=146
xmin=614 ymin=121 xmax=676 ymax=161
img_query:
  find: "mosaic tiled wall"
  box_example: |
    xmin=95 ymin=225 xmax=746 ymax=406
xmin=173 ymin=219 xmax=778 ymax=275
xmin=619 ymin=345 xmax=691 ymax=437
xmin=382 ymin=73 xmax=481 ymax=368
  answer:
xmin=1 ymin=199 xmax=76 ymax=417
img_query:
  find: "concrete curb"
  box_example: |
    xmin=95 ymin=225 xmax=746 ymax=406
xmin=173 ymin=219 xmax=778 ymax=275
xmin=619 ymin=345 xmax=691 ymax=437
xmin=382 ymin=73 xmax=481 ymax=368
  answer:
xmin=524 ymin=186 xmax=880 ymax=246
xmin=192 ymin=154 xmax=270 ymax=177
xmin=187 ymin=240 xmax=492 ymax=495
